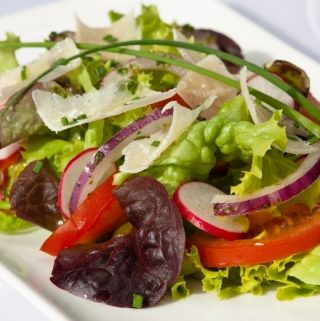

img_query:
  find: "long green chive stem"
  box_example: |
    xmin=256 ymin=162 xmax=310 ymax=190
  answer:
xmin=2 ymin=40 xmax=320 ymax=138
xmin=1 ymin=39 xmax=319 ymax=120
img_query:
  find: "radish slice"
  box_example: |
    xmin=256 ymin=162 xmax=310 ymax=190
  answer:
xmin=241 ymin=67 xmax=315 ymax=155
xmin=177 ymin=55 xmax=238 ymax=119
xmin=173 ymin=182 xmax=249 ymax=240
xmin=247 ymin=73 xmax=294 ymax=109
xmin=212 ymin=145 xmax=320 ymax=216
xmin=58 ymin=148 xmax=97 ymax=219
xmin=0 ymin=38 xmax=80 ymax=104
xmin=0 ymin=143 xmax=20 ymax=160
xmin=69 ymin=108 xmax=175 ymax=214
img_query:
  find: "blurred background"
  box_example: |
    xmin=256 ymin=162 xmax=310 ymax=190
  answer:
xmin=0 ymin=0 xmax=319 ymax=61
xmin=0 ymin=0 xmax=319 ymax=320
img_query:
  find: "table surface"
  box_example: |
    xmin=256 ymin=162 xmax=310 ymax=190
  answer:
xmin=0 ymin=0 xmax=319 ymax=320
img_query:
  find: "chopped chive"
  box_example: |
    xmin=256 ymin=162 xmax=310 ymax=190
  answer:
xmin=2 ymin=39 xmax=320 ymax=139
xmin=126 ymin=79 xmax=139 ymax=95
xmin=94 ymin=151 xmax=104 ymax=165
xmin=61 ymin=117 xmax=69 ymax=126
xmin=103 ymin=34 xmax=118 ymax=43
xmin=32 ymin=160 xmax=43 ymax=174
xmin=95 ymin=65 xmax=107 ymax=78
xmin=69 ymin=114 xmax=88 ymax=125
xmin=132 ymin=294 xmax=143 ymax=308
xmin=151 ymin=140 xmax=160 ymax=147
xmin=76 ymin=114 xmax=87 ymax=120
xmin=20 ymin=65 xmax=27 ymax=80
xmin=117 ymin=67 xmax=129 ymax=75
xmin=108 ymin=10 xmax=124 ymax=23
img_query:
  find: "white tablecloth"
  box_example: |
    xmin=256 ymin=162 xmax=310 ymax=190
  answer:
xmin=0 ymin=0 xmax=319 ymax=320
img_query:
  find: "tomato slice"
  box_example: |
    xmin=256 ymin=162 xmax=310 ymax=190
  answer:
xmin=187 ymin=204 xmax=320 ymax=267
xmin=41 ymin=176 xmax=126 ymax=256
xmin=151 ymin=93 xmax=190 ymax=109
xmin=0 ymin=150 xmax=21 ymax=190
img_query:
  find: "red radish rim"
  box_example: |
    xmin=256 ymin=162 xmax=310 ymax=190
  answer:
xmin=173 ymin=185 xmax=246 ymax=241
xmin=69 ymin=107 xmax=174 ymax=213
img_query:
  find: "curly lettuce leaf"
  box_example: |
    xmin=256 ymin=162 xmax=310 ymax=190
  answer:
xmin=215 ymin=110 xmax=286 ymax=163
xmin=0 ymin=210 xmax=33 ymax=233
xmin=108 ymin=106 xmax=152 ymax=128
xmin=137 ymin=5 xmax=176 ymax=54
xmin=231 ymin=149 xmax=297 ymax=195
xmin=139 ymin=95 xmax=287 ymax=195
xmin=0 ymin=32 xmax=20 ymax=74
xmin=21 ymin=134 xmax=84 ymax=176
xmin=288 ymin=246 xmax=320 ymax=285
xmin=171 ymin=246 xmax=320 ymax=301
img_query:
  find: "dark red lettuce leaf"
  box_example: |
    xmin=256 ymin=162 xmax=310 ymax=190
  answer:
xmin=50 ymin=177 xmax=185 ymax=308
xmin=10 ymin=160 xmax=63 ymax=231
xmin=0 ymin=84 xmax=46 ymax=148
xmin=179 ymin=24 xmax=244 ymax=73
xmin=265 ymin=60 xmax=310 ymax=96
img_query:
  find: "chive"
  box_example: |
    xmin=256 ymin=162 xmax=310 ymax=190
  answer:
xmin=126 ymin=79 xmax=139 ymax=95
xmin=20 ymin=65 xmax=27 ymax=80
xmin=108 ymin=10 xmax=123 ymax=23
xmin=94 ymin=151 xmax=104 ymax=165
xmin=151 ymin=140 xmax=160 ymax=147
xmin=76 ymin=114 xmax=87 ymax=120
xmin=2 ymin=39 xmax=320 ymax=139
xmin=103 ymin=34 xmax=118 ymax=43
xmin=132 ymin=294 xmax=143 ymax=308
xmin=95 ymin=65 xmax=107 ymax=78
xmin=32 ymin=160 xmax=43 ymax=174
xmin=60 ymin=117 xmax=69 ymax=126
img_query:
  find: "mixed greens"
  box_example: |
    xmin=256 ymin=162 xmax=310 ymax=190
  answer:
xmin=1 ymin=4 xmax=320 ymax=307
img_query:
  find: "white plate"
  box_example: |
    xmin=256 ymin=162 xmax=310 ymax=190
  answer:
xmin=0 ymin=1 xmax=320 ymax=321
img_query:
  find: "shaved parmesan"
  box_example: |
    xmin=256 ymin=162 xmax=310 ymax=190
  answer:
xmin=240 ymin=67 xmax=271 ymax=124
xmin=32 ymin=76 xmax=177 ymax=131
xmin=240 ymin=67 xmax=315 ymax=155
xmin=120 ymin=96 xmax=215 ymax=173
xmin=173 ymin=29 xmax=203 ymax=64
xmin=0 ymin=38 xmax=80 ymax=104
xmin=177 ymin=55 xmax=238 ymax=119
xmin=76 ymin=12 xmax=140 ymax=62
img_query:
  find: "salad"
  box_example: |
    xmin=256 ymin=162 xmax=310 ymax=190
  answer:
xmin=1 ymin=4 xmax=320 ymax=309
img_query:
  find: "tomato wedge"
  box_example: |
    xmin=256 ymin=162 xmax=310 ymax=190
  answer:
xmin=151 ymin=93 xmax=190 ymax=109
xmin=188 ymin=204 xmax=320 ymax=267
xmin=41 ymin=176 xmax=126 ymax=256
xmin=0 ymin=150 xmax=21 ymax=193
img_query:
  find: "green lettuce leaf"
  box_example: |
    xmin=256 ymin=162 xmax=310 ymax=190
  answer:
xmin=0 ymin=210 xmax=33 ymax=233
xmin=231 ymin=149 xmax=297 ymax=195
xmin=137 ymin=5 xmax=176 ymax=54
xmin=109 ymin=106 xmax=152 ymax=128
xmin=171 ymin=245 xmax=320 ymax=301
xmin=288 ymin=246 xmax=320 ymax=285
xmin=138 ymin=95 xmax=288 ymax=196
xmin=0 ymin=32 xmax=20 ymax=74
xmin=22 ymin=134 xmax=84 ymax=176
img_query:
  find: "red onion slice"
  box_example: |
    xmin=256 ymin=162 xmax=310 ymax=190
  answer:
xmin=212 ymin=145 xmax=320 ymax=216
xmin=69 ymin=108 xmax=174 ymax=214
